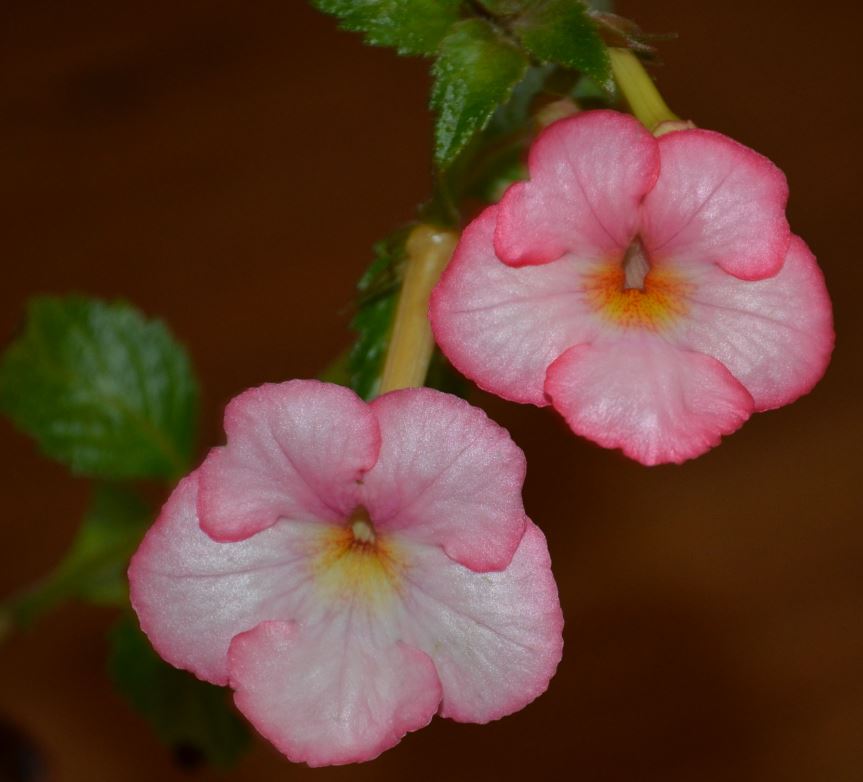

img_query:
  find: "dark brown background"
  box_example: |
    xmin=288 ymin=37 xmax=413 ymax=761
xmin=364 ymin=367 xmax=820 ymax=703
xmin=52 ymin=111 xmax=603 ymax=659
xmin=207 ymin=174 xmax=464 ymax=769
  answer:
xmin=1 ymin=1 xmax=861 ymax=780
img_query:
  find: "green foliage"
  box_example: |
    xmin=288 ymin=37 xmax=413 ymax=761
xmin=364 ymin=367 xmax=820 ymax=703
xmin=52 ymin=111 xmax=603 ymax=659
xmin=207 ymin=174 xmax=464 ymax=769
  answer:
xmin=451 ymin=65 xmax=552 ymax=202
xmin=468 ymin=153 xmax=528 ymax=203
xmin=475 ymin=0 xmax=529 ymax=16
xmin=431 ymin=19 xmax=528 ymax=169
xmin=573 ymin=71 xmax=615 ymax=103
xmin=311 ymin=0 xmax=461 ymax=56
xmin=350 ymin=296 xmax=397 ymax=400
xmin=110 ymin=615 xmax=250 ymax=768
xmin=484 ymin=64 xmax=555 ymax=138
xmin=348 ymin=232 xmax=408 ymax=399
xmin=1 ymin=485 xmax=148 ymax=630
xmin=515 ymin=0 xmax=612 ymax=92
xmin=346 ymin=229 xmax=472 ymax=398
xmin=0 ymin=296 xmax=198 ymax=480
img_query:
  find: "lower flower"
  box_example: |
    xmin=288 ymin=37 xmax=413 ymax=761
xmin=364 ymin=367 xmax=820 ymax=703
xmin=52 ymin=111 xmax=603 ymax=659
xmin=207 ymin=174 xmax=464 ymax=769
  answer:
xmin=129 ymin=380 xmax=563 ymax=766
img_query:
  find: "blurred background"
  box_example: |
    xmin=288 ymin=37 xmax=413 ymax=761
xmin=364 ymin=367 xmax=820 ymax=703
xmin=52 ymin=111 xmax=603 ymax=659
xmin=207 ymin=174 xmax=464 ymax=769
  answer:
xmin=1 ymin=1 xmax=861 ymax=780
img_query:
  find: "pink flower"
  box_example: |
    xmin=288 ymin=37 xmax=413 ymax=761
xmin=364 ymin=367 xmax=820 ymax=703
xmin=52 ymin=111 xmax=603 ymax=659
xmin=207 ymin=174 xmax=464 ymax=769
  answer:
xmin=129 ymin=380 xmax=563 ymax=766
xmin=431 ymin=110 xmax=833 ymax=465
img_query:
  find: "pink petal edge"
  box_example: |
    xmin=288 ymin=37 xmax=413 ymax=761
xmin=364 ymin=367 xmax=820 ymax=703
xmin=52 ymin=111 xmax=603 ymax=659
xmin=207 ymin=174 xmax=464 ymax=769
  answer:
xmin=197 ymin=379 xmax=380 ymax=542
xmin=495 ymin=110 xmax=660 ymax=267
xmin=430 ymin=206 xmax=601 ymax=406
xmin=129 ymin=472 xmax=337 ymax=685
xmin=642 ymin=128 xmax=791 ymax=281
xmin=228 ymin=620 xmax=442 ymax=767
xmin=545 ymin=336 xmax=755 ymax=465
xmin=673 ymin=235 xmax=834 ymax=410
xmin=398 ymin=520 xmax=564 ymax=723
xmin=364 ymin=386 xmax=527 ymax=572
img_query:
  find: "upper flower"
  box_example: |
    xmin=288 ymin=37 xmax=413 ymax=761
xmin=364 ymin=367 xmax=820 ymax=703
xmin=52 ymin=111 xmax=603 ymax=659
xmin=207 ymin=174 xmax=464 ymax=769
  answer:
xmin=129 ymin=380 xmax=563 ymax=766
xmin=431 ymin=110 xmax=833 ymax=465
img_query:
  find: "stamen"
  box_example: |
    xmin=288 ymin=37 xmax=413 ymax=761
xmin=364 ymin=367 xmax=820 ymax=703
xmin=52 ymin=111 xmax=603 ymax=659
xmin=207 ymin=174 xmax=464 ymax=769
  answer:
xmin=348 ymin=507 xmax=376 ymax=545
xmin=312 ymin=508 xmax=402 ymax=609
xmin=351 ymin=518 xmax=375 ymax=545
xmin=622 ymin=240 xmax=650 ymax=291
xmin=582 ymin=243 xmax=691 ymax=331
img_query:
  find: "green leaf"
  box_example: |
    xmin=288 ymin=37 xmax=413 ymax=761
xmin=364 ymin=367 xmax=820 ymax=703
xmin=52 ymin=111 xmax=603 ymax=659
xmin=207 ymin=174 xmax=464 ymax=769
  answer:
xmin=515 ymin=0 xmax=612 ymax=92
xmin=1 ymin=485 xmax=149 ymax=630
xmin=452 ymin=65 xmax=551 ymax=202
xmin=348 ymin=231 xmax=409 ymax=399
xmin=0 ymin=296 xmax=199 ymax=480
xmin=432 ymin=19 xmax=529 ymax=169
xmin=350 ymin=295 xmax=397 ymax=400
xmin=109 ymin=614 xmax=251 ymax=769
xmin=311 ymin=0 xmax=461 ymax=56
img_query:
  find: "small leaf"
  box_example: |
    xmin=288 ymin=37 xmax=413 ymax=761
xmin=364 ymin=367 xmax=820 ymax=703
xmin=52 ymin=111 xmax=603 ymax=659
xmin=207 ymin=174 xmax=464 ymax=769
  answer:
xmin=515 ymin=0 xmax=612 ymax=92
xmin=311 ymin=0 xmax=461 ymax=56
xmin=109 ymin=614 xmax=250 ymax=769
xmin=454 ymin=65 xmax=552 ymax=202
xmin=0 ymin=296 xmax=198 ymax=480
xmin=348 ymin=231 xmax=409 ymax=399
xmin=432 ymin=19 xmax=529 ymax=168
xmin=350 ymin=295 xmax=398 ymax=400
xmin=2 ymin=485 xmax=149 ymax=629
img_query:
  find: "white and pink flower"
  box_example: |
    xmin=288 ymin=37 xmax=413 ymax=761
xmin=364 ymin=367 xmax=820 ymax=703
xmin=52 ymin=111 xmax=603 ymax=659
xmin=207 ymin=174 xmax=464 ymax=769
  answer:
xmin=129 ymin=380 xmax=563 ymax=766
xmin=431 ymin=110 xmax=834 ymax=465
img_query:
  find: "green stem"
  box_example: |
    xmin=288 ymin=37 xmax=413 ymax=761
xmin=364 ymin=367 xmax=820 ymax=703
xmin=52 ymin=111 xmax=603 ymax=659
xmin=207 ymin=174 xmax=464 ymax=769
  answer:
xmin=376 ymin=225 xmax=458 ymax=395
xmin=609 ymin=47 xmax=679 ymax=131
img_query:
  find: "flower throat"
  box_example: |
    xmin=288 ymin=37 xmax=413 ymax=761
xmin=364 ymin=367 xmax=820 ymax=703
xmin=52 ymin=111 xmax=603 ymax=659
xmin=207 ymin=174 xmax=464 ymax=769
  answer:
xmin=583 ymin=237 xmax=691 ymax=330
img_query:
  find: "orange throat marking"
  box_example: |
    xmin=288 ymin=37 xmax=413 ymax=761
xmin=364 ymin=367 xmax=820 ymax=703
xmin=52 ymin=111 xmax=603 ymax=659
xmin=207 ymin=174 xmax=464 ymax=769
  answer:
xmin=583 ymin=261 xmax=692 ymax=331
xmin=312 ymin=509 xmax=405 ymax=609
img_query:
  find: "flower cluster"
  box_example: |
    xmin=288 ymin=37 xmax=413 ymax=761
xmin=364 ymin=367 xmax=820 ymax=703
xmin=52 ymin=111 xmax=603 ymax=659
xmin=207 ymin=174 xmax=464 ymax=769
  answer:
xmin=130 ymin=107 xmax=833 ymax=769
xmin=431 ymin=110 xmax=833 ymax=464
xmin=130 ymin=380 xmax=563 ymax=766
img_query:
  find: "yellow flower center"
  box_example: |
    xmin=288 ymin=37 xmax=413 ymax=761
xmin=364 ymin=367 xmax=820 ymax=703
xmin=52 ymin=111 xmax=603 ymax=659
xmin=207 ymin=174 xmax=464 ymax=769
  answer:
xmin=583 ymin=240 xmax=691 ymax=330
xmin=312 ymin=508 xmax=405 ymax=609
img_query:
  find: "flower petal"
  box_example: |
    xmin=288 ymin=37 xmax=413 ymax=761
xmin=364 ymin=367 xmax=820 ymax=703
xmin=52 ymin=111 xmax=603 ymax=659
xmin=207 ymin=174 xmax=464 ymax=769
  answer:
xmin=129 ymin=473 xmax=330 ymax=685
xmin=198 ymin=380 xmax=380 ymax=541
xmin=545 ymin=336 xmax=755 ymax=465
xmin=642 ymin=129 xmax=790 ymax=280
xmin=228 ymin=619 xmax=442 ymax=767
xmin=495 ymin=110 xmax=659 ymax=266
xmin=398 ymin=521 xmax=563 ymax=723
xmin=430 ymin=206 xmax=601 ymax=405
xmin=672 ymin=236 xmax=834 ymax=410
xmin=362 ymin=387 xmax=526 ymax=572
